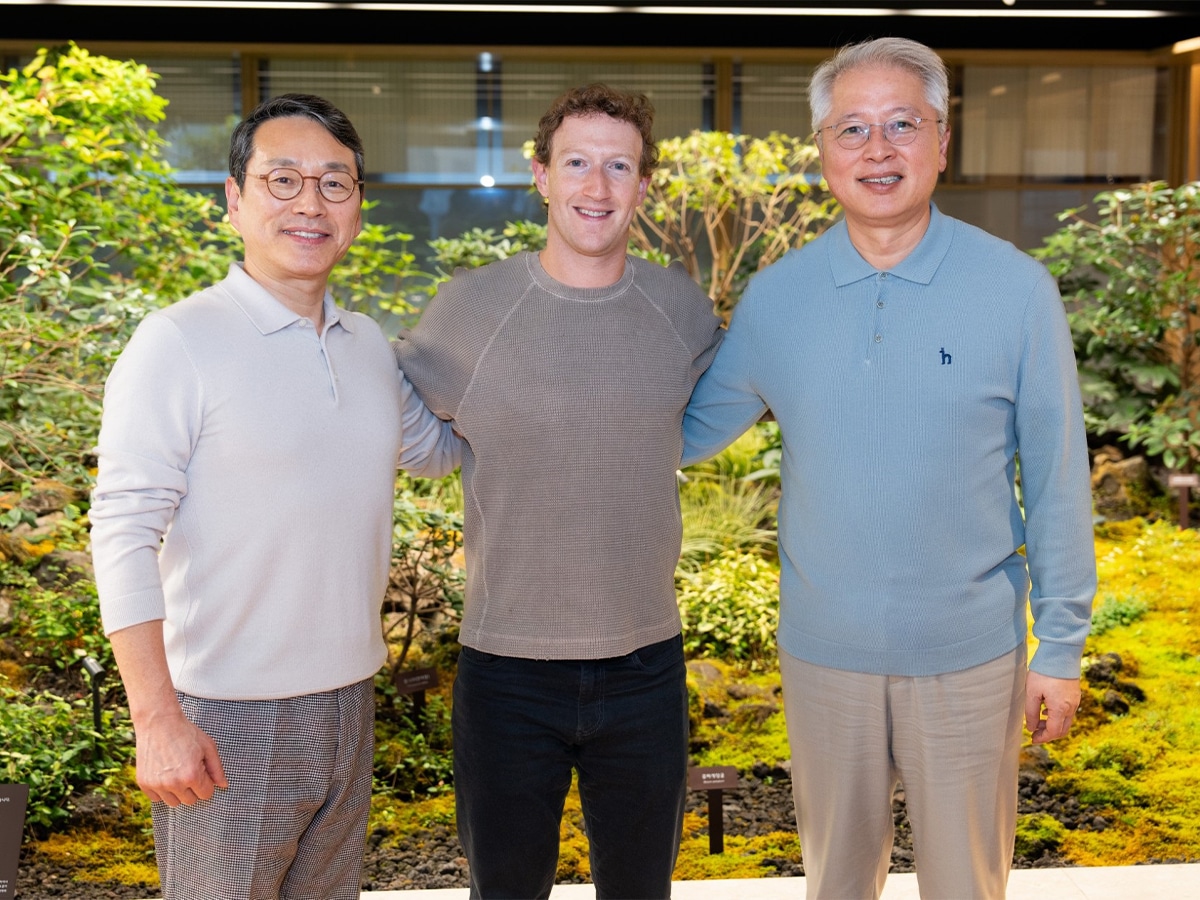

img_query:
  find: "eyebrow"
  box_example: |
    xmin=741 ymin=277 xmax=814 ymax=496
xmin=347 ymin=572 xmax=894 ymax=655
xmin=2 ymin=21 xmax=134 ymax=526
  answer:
xmin=262 ymin=157 xmax=354 ymax=173
xmin=556 ymin=149 xmax=637 ymax=165
xmin=834 ymin=106 xmax=922 ymax=122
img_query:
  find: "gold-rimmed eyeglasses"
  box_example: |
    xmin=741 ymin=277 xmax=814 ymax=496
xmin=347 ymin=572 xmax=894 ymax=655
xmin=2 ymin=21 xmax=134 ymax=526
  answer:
xmin=250 ymin=167 xmax=363 ymax=203
xmin=816 ymin=116 xmax=942 ymax=150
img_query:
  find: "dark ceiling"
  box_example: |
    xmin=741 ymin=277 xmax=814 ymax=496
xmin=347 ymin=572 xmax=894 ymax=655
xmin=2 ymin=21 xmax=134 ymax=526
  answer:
xmin=8 ymin=1 xmax=1200 ymax=52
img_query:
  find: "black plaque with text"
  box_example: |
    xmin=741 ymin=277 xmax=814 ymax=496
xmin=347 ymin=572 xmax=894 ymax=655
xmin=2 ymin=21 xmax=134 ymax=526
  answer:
xmin=0 ymin=784 xmax=29 ymax=899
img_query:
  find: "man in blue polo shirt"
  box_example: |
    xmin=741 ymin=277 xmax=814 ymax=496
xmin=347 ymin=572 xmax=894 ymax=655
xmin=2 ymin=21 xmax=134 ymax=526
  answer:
xmin=683 ymin=37 xmax=1096 ymax=899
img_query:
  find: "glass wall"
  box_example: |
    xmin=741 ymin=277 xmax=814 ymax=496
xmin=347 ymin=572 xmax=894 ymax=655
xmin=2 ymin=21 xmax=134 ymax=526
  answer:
xmin=141 ymin=55 xmax=242 ymax=179
xmin=264 ymin=58 xmax=480 ymax=182
xmin=735 ymin=63 xmax=814 ymax=138
xmin=957 ymin=65 xmax=1160 ymax=183
xmin=129 ymin=51 xmax=1170 ymax=252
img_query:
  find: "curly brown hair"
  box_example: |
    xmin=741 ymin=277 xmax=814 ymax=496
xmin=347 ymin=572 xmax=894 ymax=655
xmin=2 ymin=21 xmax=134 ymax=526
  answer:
xmin=532 ymin=83 xmax=659 ymax=178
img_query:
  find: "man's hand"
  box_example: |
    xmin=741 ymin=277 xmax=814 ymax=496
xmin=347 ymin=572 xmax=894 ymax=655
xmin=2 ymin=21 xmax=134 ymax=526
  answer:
xmin=1025 ymin=670 xmax=1081 ymax=744
xmin=133 ymin=711 xmax=228 ymax=807
xmin=108 ymin=620 xmax=229 ymax=806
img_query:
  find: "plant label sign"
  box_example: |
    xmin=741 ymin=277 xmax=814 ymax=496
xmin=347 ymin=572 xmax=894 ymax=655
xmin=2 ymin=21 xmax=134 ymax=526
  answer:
xmin=688 ymin=766 xmax=739 ymax=791
xmin=394 ymin=667 xmax=440 ymax=695
xmin=0 ymin=784 xmax=29 ymax=898
xmin=688 ymin=767 xmax=739 ymax=854
xmin=1168 ymin=474 xmax=1199 ymax=488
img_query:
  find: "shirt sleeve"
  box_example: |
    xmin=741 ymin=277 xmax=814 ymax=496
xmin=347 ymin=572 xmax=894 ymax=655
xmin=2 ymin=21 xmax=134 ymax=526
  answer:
xmin=1015 ymin=270 xmax=1098 ymax=679
xmin=89 ymin=315 xmax=199 ymax=636
xmin=397 ymin=370 xmax=463 ymax=478
xmin=681 ymin=301 xmax=766 ymax=468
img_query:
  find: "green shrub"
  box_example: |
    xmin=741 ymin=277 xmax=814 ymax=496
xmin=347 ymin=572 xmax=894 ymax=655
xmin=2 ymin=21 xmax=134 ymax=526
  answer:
xmin=383 ymin=492 xmax=465 ymax=677
xmin=676 ymin=550 xmax=779 ymax=666
xmin=1 ymin=558 xmax=112 ymax=682
xmin=1 ymin=44 xmax=238 ymax=492
xmin=425 ymin=220 xmax=547 ymax=285
xmin=0 ymin=683 xmax=130 ymax=832
xmin=373 ymin=692 xmax=454 ymax=799
xmin=633 ymin=131 xmax=839 ymax=319
xmin=678 ymin=476 xmax=777 ymax=571
xmin=1014 ymin=812 xmax=1066 ymax=857
xmin=1091 ymin=593 xmax=1150 ymax=636
xmin=1033 ymin=182 xmax=1200 ymax=468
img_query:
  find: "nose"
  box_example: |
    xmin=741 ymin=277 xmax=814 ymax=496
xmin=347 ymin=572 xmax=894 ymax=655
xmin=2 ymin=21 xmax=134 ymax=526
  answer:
xmin=862 ymin=124 xmax=895 ymax=158
xmin=580 ymin=166 xmax=609 ymax=198
xmin=290 ymin=177 xmax=329 ymax=212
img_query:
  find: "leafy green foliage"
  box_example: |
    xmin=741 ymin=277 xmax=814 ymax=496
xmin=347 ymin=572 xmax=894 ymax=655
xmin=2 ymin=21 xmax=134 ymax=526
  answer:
xmin=1033 ymin=182 xmax=1200 ymax=470
xmin=1 ymin=562 xmax=111 ymax=681
xmin=633 ymin=131 xmax=839 ymax=320
xmin=676 ymin=550 xmax=779 ymax=666
xmin=0 ymin=684 xmax=130 ymax=832
xmin=335 ymin=218 xmax=429 ymax=320
xmin=383 ymin=492 xmax=465 ymax=678
xmin=373 ymin=691 xmax=454 ymax=799
xmin=425 ymin=220 xmax=547 ymax=285
xmin=679 ymin=423 xmax=780 ymax=571
xmin=1090 ymin=593 xmax=1150 ymax=636
xmin=678 ymin=476 xmax=777 ymax=572
xmin=1014 ymin=812 xmax=1066 ymax=858
xmin=0 ymin=43 xmax=237 ymax=492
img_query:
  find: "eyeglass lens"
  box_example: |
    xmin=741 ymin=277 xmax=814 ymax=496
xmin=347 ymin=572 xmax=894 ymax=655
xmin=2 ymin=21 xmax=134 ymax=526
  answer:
xmin=833 ymin=117 xmax=923 ymax=149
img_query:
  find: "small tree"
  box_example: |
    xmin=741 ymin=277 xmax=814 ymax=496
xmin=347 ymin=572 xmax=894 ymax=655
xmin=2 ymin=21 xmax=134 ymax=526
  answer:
xmin=0 ymin=44 xmax=237 ymax=492
xmin=0 ymin=44 xmax=428 ymax=492
xmin=381 ymin=493 xmax=465 ymax=679
xmin=631 ymin=131 xmax=839 ymax=320
xmin=1034 ymin=182 xmax=1200 ymax=471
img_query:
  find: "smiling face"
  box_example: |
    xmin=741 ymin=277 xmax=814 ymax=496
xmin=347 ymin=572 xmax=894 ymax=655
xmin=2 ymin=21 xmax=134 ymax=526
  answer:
xmin=225 ymin=115 xmax=362 ymax=304
xmin=817 ymin=64 xmax=950 ymax=255
xmin=530 ymin=113 xmax=649 ymax=287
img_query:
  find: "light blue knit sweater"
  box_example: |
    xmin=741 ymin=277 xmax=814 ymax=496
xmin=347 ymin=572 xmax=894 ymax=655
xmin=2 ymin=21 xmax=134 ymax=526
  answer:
xmin=682 ymin=205 xmax=1096 ymax=679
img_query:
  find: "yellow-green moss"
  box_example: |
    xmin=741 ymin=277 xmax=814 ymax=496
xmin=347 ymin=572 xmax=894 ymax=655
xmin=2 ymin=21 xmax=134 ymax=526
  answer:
xmin=0 ymin=658 xmax=25 ymax=687
xmin=32 ymin=830 xmax=158 ymax=887
xmin=687 ymin=659 xmax=791 ymax=770
xmin=674 ymin=802 xmax=800 ymax=879
xmin=554 ymin=777 xmax=592 ymax=882
xmin=368 ymin=792 xmax=456 ymax=847
xmin=1014 ymin=813 xmax=1066 ymax=857
xmin=1043 ymin=519 xmax=1200 ymax=867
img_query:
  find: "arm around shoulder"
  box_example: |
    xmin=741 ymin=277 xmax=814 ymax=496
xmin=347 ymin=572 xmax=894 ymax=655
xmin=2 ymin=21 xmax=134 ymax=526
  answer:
xmin=397 ymin=370 xmax=462 ymax=478
xmin=681 ymin=301 xmax=766 ymax=468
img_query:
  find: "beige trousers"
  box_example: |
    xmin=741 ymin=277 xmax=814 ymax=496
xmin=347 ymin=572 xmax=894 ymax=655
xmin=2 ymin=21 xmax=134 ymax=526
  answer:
xmin=780 ymin=645 xmax=1026 ymax=900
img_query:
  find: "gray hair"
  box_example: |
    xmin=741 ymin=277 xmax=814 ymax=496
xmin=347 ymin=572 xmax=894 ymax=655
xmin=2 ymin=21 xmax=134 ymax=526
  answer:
xmin=809 ymin=37 xmax=950 ymax=136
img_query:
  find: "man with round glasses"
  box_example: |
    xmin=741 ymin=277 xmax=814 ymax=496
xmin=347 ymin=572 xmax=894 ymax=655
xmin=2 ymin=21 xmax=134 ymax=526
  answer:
xmin=91 ymin=93 xmax=461 ymax=898
xmin=683 ymin=37 xmax=1095 ymax=898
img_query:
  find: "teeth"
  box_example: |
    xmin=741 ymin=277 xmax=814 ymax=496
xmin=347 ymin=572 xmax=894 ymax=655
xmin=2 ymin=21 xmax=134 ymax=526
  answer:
xmin=578 ymin=209 xmax=608 ymax=218
xmin=862 ymin=176 xmax=901 ymax=185
xmin=286 ymin=230 xmax=324 ymax=238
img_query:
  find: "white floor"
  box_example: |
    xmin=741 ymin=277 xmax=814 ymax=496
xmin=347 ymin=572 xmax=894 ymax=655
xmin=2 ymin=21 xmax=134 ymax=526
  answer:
xmin=365 ymin=863 xmax=1200 ymax=899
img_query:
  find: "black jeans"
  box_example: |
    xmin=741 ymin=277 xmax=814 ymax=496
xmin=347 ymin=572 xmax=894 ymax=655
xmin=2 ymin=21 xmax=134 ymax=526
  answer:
xmin=452 ymin=635 xmax=689 ymax=899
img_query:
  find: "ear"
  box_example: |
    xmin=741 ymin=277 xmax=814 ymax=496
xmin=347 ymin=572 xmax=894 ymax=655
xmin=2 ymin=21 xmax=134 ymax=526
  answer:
xmin=637 ymin=175 xmax=649 ymax=201
xmin=937 ymin=125 xmax=951 ymax=174
xmin=225 ymin=176 xmax=242 ymax=232
xmin=531 ymin=158 xmax=549 ymax=199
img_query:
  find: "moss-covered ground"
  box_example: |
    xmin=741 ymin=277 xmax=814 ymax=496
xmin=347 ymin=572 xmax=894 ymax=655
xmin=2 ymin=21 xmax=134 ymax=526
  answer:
xmin=17 ymin=519 xmax=1200 ymax=888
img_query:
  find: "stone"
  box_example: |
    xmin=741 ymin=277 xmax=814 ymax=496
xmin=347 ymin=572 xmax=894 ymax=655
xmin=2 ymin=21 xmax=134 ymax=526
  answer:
xmin=1091 ymin=446 xmax=1152 ymax=521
